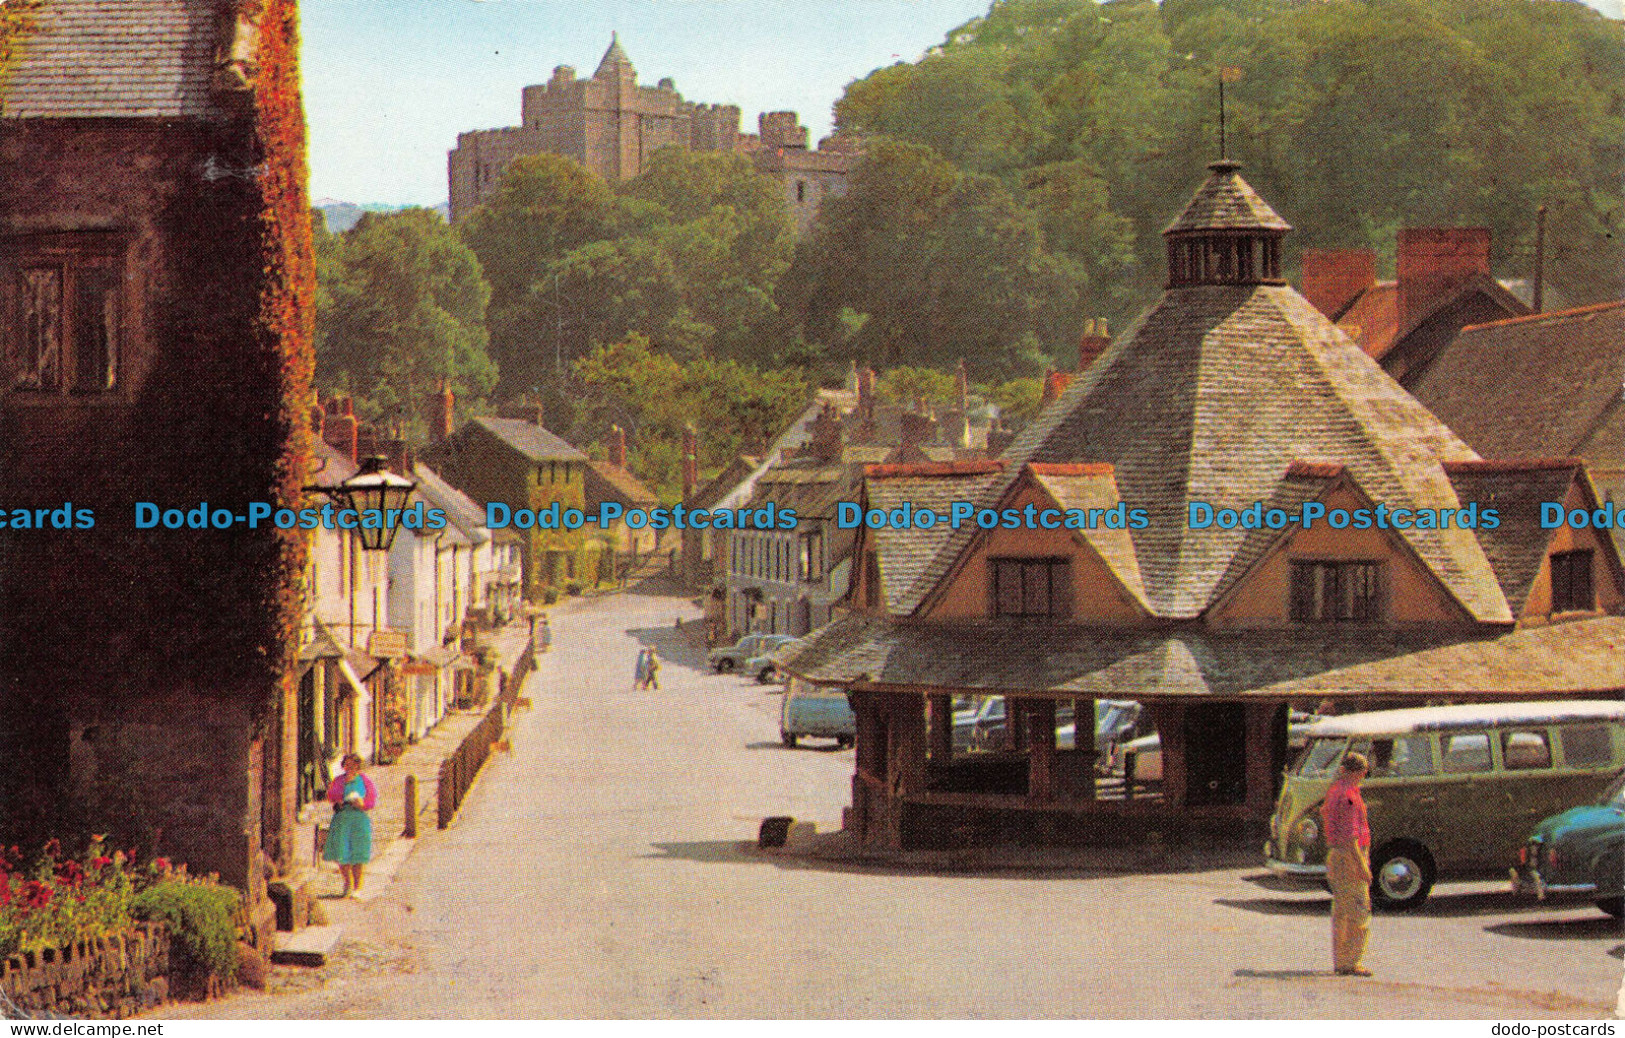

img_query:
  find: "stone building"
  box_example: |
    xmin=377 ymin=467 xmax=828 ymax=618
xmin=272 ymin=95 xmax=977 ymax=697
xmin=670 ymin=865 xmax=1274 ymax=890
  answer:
xmin=780 ymin=159 xmax=1625 ymax=852
xmin=0 ymin=0 xmax=314 ymax=897
xmin=448 ymin=36 xmax=855 ymax=228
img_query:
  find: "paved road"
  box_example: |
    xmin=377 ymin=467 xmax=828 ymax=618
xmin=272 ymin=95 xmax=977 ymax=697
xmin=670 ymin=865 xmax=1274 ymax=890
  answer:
xmin=175 ymin=586 xmax=1625 ymax=1019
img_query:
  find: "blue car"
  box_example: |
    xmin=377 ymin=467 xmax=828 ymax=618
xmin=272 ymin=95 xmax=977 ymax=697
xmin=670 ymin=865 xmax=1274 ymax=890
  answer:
xmin=1512 ymin=769 xmax=1625 ymax=918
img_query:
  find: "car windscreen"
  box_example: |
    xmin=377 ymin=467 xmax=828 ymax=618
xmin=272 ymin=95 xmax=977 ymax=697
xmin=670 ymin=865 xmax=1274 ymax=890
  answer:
xmin=1292 ymin=736 xmax=1347 ymax=778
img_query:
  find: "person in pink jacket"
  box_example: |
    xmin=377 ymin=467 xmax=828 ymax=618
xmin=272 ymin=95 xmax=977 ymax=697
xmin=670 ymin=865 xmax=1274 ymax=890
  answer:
xmin=324 ymin=753 xmax=378 ymax=897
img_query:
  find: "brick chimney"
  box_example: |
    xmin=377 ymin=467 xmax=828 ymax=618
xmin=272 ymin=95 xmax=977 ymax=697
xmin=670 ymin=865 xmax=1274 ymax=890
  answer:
xmin=808 ymin=403 xmax=842 ymax=464
xmin=954 ymin=358 xmax=969 ymax=410
xmin=899 ymin=410 xmax=935 ymax=450
xmin=1301 ymin=248 xmax=1377 ymax=320
xmin=1397 ymin=227 xmax=1491 ymax=333
xmin=499 ymin=398 xmax=545 ymax=427
xmin=323 ymin=395 xmax=359 ymax=465
xmin=608 ymin=424 xmax=627 ymax=468
xmin=858 ymin=367 xmax=876 ymax=420
xmin=1040 ymin=369 xmax=1072 ymax=408
xmin=1077 ymin=317 xmax=1111 ymax=373
xmin=430 ymin=383 xmax=455 ymax=443
xmin=681 ymin=425 xmax=699 ymax=501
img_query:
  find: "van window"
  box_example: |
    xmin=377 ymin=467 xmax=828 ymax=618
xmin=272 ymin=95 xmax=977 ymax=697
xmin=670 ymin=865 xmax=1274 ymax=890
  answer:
xmin=1355 ymin=735 xmax=1435 ymax=778
xmin=1560 ymin=724 xmax=1615 ymax=769
xmin=1440 ymin=731 xmax=1492 ymax=773
xmin=1293 ymin=737 xmax=1346 ymax=777
xmin=1500 ymin=729 xmax=1552 ymax=770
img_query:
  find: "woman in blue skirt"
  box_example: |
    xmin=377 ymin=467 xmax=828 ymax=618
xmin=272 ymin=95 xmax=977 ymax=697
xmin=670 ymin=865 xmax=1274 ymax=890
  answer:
xmin=324 ymin=753 xmax=377 ymax=896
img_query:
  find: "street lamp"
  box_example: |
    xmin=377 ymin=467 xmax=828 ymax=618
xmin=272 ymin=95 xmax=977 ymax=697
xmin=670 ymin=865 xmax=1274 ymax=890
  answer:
xmin=310 ymin=455 xmax=416 ymax=551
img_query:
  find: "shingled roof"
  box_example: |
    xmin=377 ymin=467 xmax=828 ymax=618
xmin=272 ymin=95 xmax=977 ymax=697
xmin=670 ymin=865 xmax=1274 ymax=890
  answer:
xmin=887 ymin=161 xmax=1513 ymax=624
xmin=1164 ymin=160 xmax=1291 ymax=235
xmin=472 ymin=417 xmax=587 ymax=463
xmin=1 ymin=0 xmax=227 ymax=120
xmin=1408 ymin=301 xmax=1625 ymax=464
xmin=864 ymin=465 xmax=1005 ymax=616
xmin=780 ymin=615 xmax=1468 ymax=699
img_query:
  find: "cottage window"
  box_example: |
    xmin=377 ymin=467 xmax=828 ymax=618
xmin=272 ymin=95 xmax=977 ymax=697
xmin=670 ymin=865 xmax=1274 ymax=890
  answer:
xmin=1289 ymin=560 xmax=1380 ymax=622
xmin=991 ymin=557 xmax=1071 ymax=619
xmin=1550 ymin=549 xmax=1594 ymax=613
xmin=4 ymin=235 xmax=124 ymax=395
xmin=800 ymin=530 xmax=824 ymax=582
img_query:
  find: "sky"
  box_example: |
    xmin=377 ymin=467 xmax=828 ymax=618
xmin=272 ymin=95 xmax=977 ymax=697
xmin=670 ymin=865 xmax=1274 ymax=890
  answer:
xmin=300 ymin=0 xmax=994 ymax=206
xmin=299 ymin=0 xmax=1625 ymax=207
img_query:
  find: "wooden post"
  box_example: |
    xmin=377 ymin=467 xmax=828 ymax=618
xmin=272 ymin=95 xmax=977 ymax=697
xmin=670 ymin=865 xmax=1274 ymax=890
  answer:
xmin=928 ymin=694 xmax=952 ymax=762
xmin=437 ymin=759 xmax=453 ymax=829
xmin=1028 ymin=699 xmax=1055 ymax=801
xmin=403 ymin=774 xmax=417 ymax=839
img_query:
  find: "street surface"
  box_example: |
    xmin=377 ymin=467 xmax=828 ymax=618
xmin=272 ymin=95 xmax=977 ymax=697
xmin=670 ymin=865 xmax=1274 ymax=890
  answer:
xmin=173 ymin=585 xmax=1625 ymax=1018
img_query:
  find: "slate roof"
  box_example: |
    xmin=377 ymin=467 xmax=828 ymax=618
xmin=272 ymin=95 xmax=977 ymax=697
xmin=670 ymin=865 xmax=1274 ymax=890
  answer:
xmin=749 ymin=463 xmax=852 ymax=520
xmin=1408 ymin=301 xmax=1625 ymax=464
xmin=1028 ymin=465 xmax=1148 ymax=611
xmin=472 ymin=417 xmax=587 ymax=463
xmin=776 ymin=614 xmax=1468 ymax=699
xmin=902 ymin=282 xmax=1503 ymax=621
xmin=594 ymin=33 xmax=633 ymax=78
xmin=865 ymin=466 xmax=1004 ymax=616
xmin=1206 ymin=463 xmax=1343 ymax=608
xmin=412 ymin=463 xmax=490 ymax=545
xmin=1254 ymin=615 xmax=1625 ymax=699
xmin=2 ymin=0 xmax=226 ymax=120
xmin=585 ymin=460 xmax=659 ymax=509
xmin=1164 ymin=161 xmax=1291 ymax=235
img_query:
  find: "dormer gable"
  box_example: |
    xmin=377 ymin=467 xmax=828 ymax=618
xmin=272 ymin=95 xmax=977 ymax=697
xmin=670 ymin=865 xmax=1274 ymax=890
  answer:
xmin=922 ymin=462 xmax=1151 ymax=622
xmin=1206 ymin=463 xmax=1482 ymax=628
xmin=1444 ymin=459 xmax=1625 ymax=624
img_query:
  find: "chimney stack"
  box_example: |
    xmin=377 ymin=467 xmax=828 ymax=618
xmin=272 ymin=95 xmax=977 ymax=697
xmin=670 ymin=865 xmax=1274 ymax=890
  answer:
xmin=499 ymin=398 xmax=545 ymax=427
xmin=808 ymin=403 xmax=842 ymax=464
xmin=858 ymin=367 xmax=876 ymax=420
xmin=1397 ymin=228 xmax=1491 ymax=333
xmin=609 ymin=424 xmax=627 ymax=468
xmin=431 ymin=383 xmax=455 ymax=443
xmin=954 ymin=358 xmax=970 ymax=410
xmin=1040 ymin=369 xmax=1072 ymax=408
xmin=323 ymin=395 xmax=359 ymax=465
xmin=1077 ymin=318 xmax=1111 ymax=373
xmin=1301 ymin=249 xmax=1377 ymax=320
xmin=681 ymin=425 xmax=699 ymax=501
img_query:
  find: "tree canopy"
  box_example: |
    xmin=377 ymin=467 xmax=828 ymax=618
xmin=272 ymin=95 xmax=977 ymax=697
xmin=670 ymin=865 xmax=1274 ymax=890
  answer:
xmin=836 ymin=0 xmax=1625 ymax=321
xmin=314 ymin=208 xmax=497 ymax=437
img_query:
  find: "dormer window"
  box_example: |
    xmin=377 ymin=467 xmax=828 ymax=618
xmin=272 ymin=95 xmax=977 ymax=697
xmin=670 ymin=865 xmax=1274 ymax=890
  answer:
xmin=1550 ymin=549 xmax=1594 ymax=613
xmin=991 ymin=557 xmax=1071 ymax=619
xmin=1290 ymin=560 xmax=1380 ymax=623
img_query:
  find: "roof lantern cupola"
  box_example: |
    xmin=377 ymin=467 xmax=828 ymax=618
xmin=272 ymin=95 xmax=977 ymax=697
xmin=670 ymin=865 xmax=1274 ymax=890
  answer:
xmin=1163 ymin=160 xmax=1291 ymax=289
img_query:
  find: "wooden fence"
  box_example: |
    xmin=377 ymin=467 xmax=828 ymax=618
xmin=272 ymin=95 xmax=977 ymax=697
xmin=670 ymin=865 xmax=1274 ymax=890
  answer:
xmin=436 ymin=636 xmax=535 ymax=829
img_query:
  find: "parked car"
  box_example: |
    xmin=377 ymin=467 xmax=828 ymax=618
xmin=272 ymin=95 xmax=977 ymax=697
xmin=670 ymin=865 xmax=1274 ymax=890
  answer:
xmin=1266 ymin=701 xmax=1625 ymax=910
xmin=746 ymin=636 xmax=802 ymax=683
xmin=781 ymin=680 xmax=856 ymax=748
xmin=953 ymin=697 xmax=1135 ymax=758
xmin=1512 ymin=768 xmax=1625 ymax=918
xmin=707 ymin=633 xmax=772 ymax=673
xmin=1109 ymin=710 xmax=1322 ymax=783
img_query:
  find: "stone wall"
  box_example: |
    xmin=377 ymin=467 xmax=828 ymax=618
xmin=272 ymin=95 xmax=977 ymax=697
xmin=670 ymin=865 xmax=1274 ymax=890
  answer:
xmin=0 ymin=925 xmax=170 ymax=1019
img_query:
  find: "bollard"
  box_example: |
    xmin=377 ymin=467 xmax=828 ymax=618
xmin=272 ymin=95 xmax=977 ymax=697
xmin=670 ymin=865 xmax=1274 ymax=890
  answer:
xmin=403 ymin=774 xmax=418 ymax=839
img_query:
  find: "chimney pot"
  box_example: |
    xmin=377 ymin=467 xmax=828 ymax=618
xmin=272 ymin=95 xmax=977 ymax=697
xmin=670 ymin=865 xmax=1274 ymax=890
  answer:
xmin=609 ymin=424 xmax=627 ymax=468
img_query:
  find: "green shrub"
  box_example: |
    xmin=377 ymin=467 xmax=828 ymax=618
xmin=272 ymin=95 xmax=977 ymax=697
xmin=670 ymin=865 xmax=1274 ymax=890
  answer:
xmin=542 ymin=588 xmax=559 ymax=605
xmin=131 ymin=881 xmax=240 ymax=980
xmin=564 ymin=581 xmax=582 ymax=596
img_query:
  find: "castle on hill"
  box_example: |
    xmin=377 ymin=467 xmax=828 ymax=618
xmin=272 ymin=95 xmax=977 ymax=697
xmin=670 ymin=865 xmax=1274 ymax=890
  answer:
xmin=448 ymin=34 xmax=858 ymax=233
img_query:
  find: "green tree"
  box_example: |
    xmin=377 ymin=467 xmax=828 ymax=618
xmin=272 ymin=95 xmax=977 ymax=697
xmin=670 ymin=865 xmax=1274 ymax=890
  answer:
xmin=784 ymin=139 xmax=1078 ymax=380
xmin=316 ymin=209 xmax=496 ymax=437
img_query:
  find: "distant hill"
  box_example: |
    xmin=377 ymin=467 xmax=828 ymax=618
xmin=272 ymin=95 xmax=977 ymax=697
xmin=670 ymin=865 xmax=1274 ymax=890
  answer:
xmin=315 ymin=199 xmax=452 ymax=232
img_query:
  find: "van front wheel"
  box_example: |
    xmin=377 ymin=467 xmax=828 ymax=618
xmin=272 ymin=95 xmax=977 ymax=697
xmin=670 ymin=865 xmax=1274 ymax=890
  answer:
xmin=1371 ymin=842 xmax=1435 ymax=910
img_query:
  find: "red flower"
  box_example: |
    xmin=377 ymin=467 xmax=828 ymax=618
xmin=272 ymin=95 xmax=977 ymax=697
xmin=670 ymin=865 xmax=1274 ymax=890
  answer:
xmin=90 ymin=856 xmax=112 ymax=869
xmin=154 ymin=857 xmax=171 ymax=871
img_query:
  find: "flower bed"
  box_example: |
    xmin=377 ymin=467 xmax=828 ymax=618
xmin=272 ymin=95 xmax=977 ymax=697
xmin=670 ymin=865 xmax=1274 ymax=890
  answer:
xmin=0 ymin=838 xmax=242 ymax=1015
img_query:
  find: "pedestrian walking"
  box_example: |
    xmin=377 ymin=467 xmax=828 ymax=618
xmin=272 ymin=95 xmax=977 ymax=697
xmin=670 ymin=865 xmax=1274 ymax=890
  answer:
xmin=1321 ymin=751 xmax=1373 ymax=976
xmin=324 ymin=752 xmax=377 ymax=897
xmin=645 ymin=648 xmax=661 ymax=690
xmin=633 ymin=647 xmax=650 ymax=690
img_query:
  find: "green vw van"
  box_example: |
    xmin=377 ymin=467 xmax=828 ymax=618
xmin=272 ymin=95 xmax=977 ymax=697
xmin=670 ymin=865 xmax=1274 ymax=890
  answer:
xmin=1265 ymin=701 xmax=1625 ymax=909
